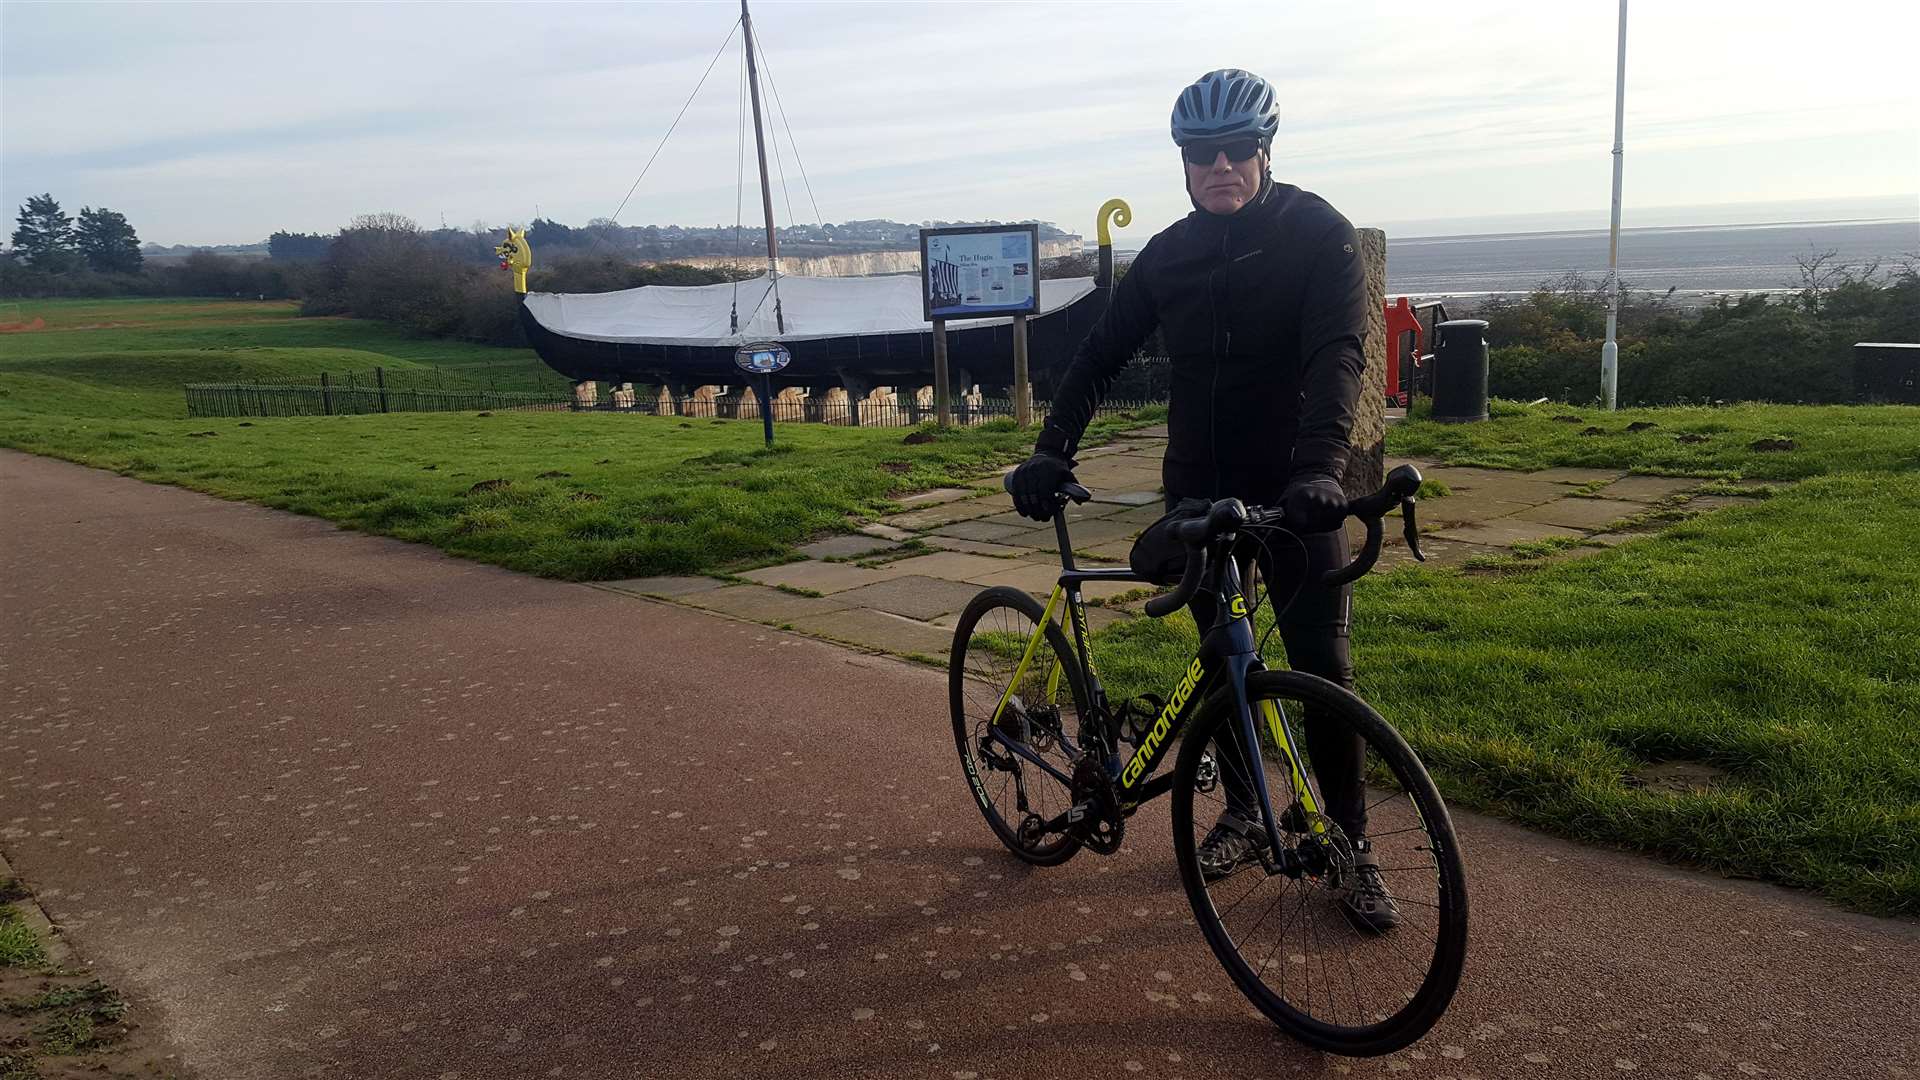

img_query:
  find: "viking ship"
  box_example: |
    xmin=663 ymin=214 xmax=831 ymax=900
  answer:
xmin=499 ymin=0 xmax=1121 ymax=408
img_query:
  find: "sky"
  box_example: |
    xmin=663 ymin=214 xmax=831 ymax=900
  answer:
xmin=3 ymin=0 xmax=1916 ymax=247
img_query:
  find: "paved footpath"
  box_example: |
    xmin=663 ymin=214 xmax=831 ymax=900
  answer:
xmin=2 ymin=450 xmax=1915 ymax=1080
xmin=605 ymin=428 xmax=1775 ymax=661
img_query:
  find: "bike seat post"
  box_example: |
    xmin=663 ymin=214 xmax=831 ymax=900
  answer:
xmin=1054 ymin=503 xmax=1076 ymax=571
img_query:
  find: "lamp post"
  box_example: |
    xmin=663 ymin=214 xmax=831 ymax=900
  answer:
xmin=1602 ymin=0 xmax=1628 ymax=411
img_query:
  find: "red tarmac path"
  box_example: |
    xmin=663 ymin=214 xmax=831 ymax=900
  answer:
xmin=2 ymin=449 xmax=1916 ymax=1079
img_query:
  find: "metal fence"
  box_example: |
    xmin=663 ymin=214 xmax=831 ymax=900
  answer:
xmin=185 ymin=383 xmax=574 ymax=418
xmin=183 ymin=357 xmax=1179 ymax=422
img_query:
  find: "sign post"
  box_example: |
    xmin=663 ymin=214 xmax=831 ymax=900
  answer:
xmin=1011 ymin=315 xmax=1030 ymax=426
xmin=931 ymin=320 xmax=951 ymax=427
xmin=919 ymin=223 xmax=1041 ymax=429
xmin=733 ymin=342 xmax=792 ymax=448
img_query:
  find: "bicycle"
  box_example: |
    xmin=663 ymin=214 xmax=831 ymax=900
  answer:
xmin=947 ymin=464 xmax=1468 ymax=1056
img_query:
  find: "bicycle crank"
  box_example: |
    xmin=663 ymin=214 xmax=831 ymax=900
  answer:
xmin=1067 ymin=754 xmax=1125 ymax=855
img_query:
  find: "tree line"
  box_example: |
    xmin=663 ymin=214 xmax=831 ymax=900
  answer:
xmin=9 ymin=193 xmax=143 ymax=274
xmin=1472 ymin=258 xmax=1920 ymax=405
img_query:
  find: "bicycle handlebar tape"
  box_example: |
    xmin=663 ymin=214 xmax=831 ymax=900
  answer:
xmin=1145 ymin=548 xmax=1207 ymax=618
xmin=1347 ymin=464 xmax=1423 ymax=522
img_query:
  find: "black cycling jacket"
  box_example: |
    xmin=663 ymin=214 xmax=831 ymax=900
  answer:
xmin=1035 ymin=181 xmax=1368 ymax=502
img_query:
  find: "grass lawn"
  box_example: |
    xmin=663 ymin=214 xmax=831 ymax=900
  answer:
xmin=6 ymin=299 xmax=1917 ymax=913
xmin=1092 ymin=398 xmax=1920 ymax=915
xmin=0 ymin=298 xmax=1139 ymax=579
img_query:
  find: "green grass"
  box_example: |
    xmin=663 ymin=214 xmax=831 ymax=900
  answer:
xmin=1389 ymin=398 xmax=1920 ymax=479
xmin=0 ymin=889 xmax=44 ymax=969
xmin=1094 ymin=402 xmax=1920 ymax=915
xmin=0 ymin=298 xmax=1147 ymax=580
xmin=0 ymin=298 xmax=566 ymax=415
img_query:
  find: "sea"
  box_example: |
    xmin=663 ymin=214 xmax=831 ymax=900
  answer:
xmin=1383 ymin=217 xmax=1918 ymax=300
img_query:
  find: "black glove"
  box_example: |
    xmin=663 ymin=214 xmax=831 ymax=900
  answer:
xmin=1281 ymin=474 xmax=1347 ymax=534
xmin=1006 ymin=450 xmax=1077 ymax=521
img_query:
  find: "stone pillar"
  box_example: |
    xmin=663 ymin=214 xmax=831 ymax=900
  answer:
xmin=1343 ymin=228 xmax=1388 ymax=500
xmin=962 ymin=385 xmax=985 ymax=426
xmin=653 ymin=386 xmax=674 ymax=415
xmin=773 ymin=386 xmax=807 ymax=422
xmin=733 ymin=388 xmax=760 ymax=419
xmin=818 ymin=386 xmax=853 ymax=425
xmin=611 ymin=383 xmax=637 ymax=410
xmin=572 ymin=381 xmax=598 ymax=410
xmin=665 ymin=381 xmax=691 ymax=417
xmin=910 ymin=385 xmax=933 ymax=425
xmin=863 ymin=386 xmax=899 ymax=426
xmin=689 ymin=385 xmax=720 ymax=418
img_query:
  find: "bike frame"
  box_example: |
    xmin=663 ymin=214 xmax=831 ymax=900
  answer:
xmin=982 ymin=512 xmax=1323 ymax=855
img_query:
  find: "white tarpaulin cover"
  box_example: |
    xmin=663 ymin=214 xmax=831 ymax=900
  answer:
xmin=522 ymin=273 xmax=1098 ymax=346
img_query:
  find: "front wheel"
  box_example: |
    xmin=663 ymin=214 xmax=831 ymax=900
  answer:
xmin=948 ymin=586 xmax=1090 ymax=866
xmin=1171 ymin=670 xmax=1468 ymax=1056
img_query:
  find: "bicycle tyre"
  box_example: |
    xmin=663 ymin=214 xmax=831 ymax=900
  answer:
xmin=1171 ymin=669 xmax=1468 ymax=1056
xmin=948 ymin=585 xmax=1090 ymax=866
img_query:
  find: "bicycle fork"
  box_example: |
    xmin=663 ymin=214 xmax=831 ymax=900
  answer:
xmin=1222 ymin=652 xmax=1331 ymax=876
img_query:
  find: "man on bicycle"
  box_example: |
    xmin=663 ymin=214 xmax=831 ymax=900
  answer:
xmin=1007 ymin=68 xmax=1398 ymax=933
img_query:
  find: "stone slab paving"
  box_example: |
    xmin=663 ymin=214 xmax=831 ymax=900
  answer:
xmin=795 ymin=533 xmax=899 ymax=559
xmin=786 ymin=606 xmax=954 ymax=655
xmin=628 ymin=441 xmax=1767 ymax=668
xmin=867 ymin=550 xmax=1018 ymax=582
xmin=1375 ymin=535 xmax=1503 ymax=570
xmin=679 ymin=582 xmax=853 ymax=622
xmin=741 ymin=560 xmax=893 ymax=594
xmin=1428 ymin=518 xmax=1588 ymax=547
xmin=602 ymin=574 xmax=726 ymax=597
xmin=882 ymin=499 xmax=1004 ymax=529
xmin=830 ymin=575 xmax=986 ymax=620
xmin=1514 ymin=496 xmax=1651 ymax=531
xmin=1598 ymin=474 xmax=1708 ymax=502
xmin=920 ymin=536 xmax=1035 ymax=558
xmin=1418 ymin=496 xmax=1539 ymax=528
xmin=855 ymin=522 xmax=915 ymax=542
xmin=1529 ymin=465 xmax=1631 ymax=484
xmin=893 ymin=485 xmax=975 ymax=507
xmin=928 ymin=518 xmax=1035 ymax=543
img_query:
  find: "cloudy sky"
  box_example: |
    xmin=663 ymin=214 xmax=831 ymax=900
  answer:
xmin=3 ymin=1 xmax=1915 ymax=246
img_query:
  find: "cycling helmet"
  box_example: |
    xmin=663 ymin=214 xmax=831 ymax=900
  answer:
xmin=1170 ymin=68 xmax=1280 ymax=147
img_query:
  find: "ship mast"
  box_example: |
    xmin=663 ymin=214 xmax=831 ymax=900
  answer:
xmin=741 ymin=0 xmax=783 ymax=332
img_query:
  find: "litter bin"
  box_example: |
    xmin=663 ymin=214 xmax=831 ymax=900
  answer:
xmin=1431 ymin=319 xmax=1490 ymax=423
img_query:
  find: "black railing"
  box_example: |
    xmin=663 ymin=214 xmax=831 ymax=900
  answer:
xmin=183 ymin=356 xmax=1180 ymax=423
xmin=185 ymin=383 xmax=574 ymax=418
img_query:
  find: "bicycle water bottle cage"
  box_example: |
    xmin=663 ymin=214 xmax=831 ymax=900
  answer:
xmin=1116 ymin=694 xmax=1167 ymax=748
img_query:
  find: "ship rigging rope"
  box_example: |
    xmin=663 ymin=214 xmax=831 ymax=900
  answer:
xmin=603 ymin=18 xmax=742 ymax=229
xmin=753 ymin=35 xmax=824 ymax=226
xmin=732 ymin=33 xmax=748 ymax=329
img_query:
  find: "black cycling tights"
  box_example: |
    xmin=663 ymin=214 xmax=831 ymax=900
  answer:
xmin=1186 ymin=525 xmax=1367 ymax=842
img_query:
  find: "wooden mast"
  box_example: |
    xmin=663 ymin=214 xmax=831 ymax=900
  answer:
xmin=741 ymin=0 xmax=783 ymax=332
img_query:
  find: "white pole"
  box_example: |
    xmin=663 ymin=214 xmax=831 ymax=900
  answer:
xmin=1602 ymin=0 xmax=1627 ymax=410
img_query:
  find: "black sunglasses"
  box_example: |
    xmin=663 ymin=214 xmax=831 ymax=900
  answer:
xmin=1181 ymin=139 xmax=1263 ymax=166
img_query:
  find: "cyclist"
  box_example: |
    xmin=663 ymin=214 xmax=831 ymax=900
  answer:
xmin=1007 ymin=68 xmax=1397 ymax=933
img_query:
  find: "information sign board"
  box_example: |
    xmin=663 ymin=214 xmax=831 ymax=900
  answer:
xmin=919 ymin=224 xmax=1040 ymax=321
xmin=733 ymin=342 xmax=792 ymax=375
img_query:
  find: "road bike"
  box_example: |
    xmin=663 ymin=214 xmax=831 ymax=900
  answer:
xmin=947 ymin=465 xmax=1468 ymax=1056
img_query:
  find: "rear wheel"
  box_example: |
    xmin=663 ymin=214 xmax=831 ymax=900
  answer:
xmin=948 ymin=586 xmax=1089 ymax=866
xmin=1171 ymin=670 xmax=1468 ymax=1056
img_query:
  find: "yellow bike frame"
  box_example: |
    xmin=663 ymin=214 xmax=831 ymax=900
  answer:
xmin=987 ymin=584 xmax=1323 ymax=825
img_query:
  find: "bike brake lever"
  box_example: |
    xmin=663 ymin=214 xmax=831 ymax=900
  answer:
xmin=1401 ymin=498 xmax=1426 ymax=562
